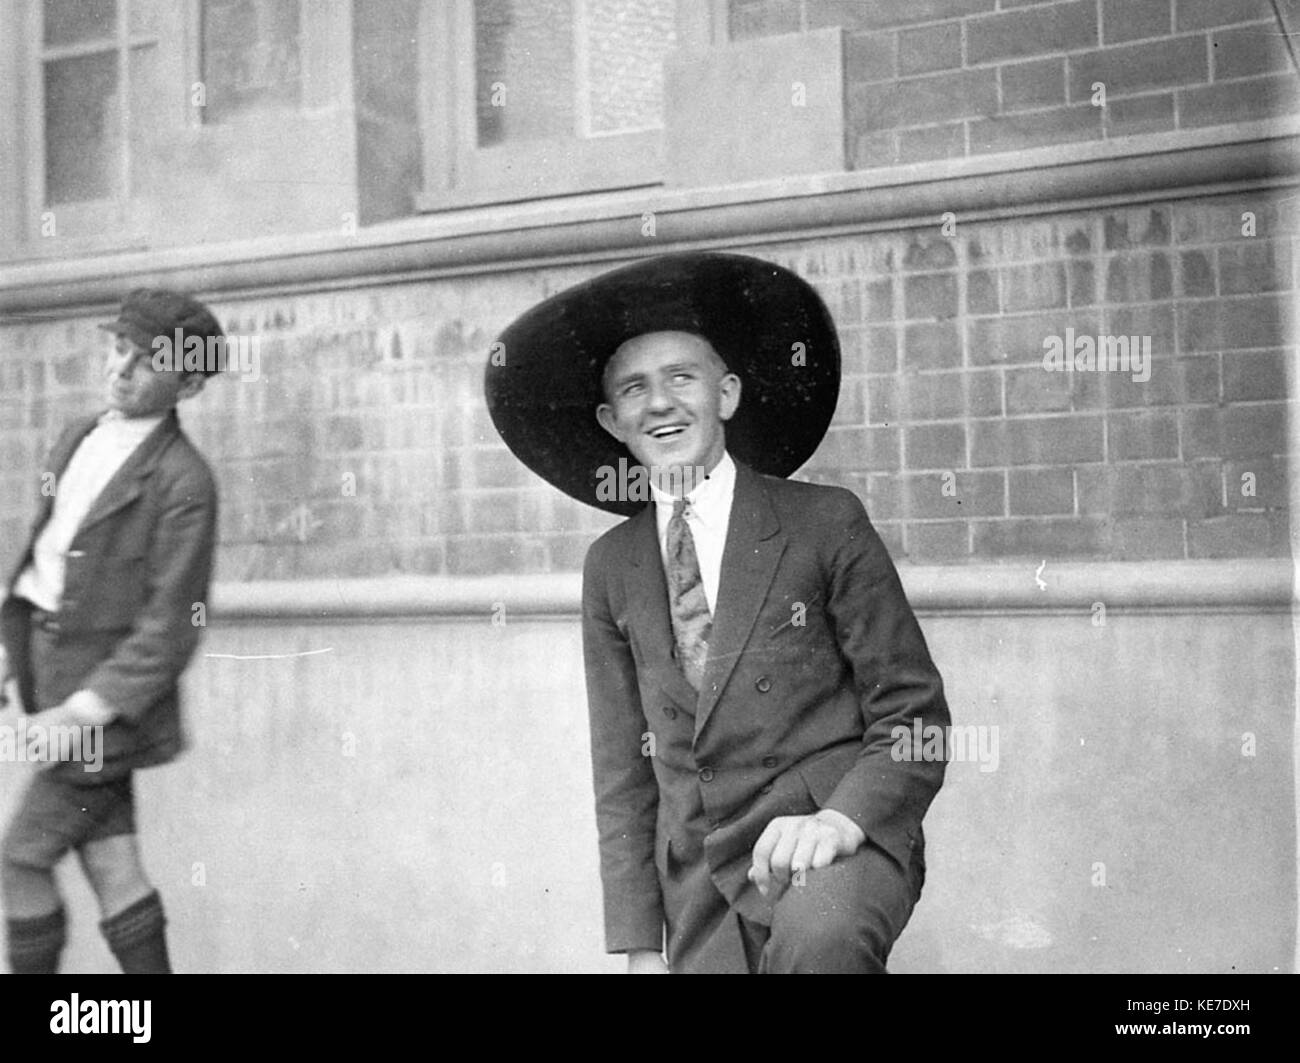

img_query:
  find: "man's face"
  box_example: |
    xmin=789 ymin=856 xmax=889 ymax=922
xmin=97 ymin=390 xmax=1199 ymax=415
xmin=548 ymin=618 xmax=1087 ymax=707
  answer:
xmin=103 ymin=333 xmax=203 ymax=418
xmin=596 ymin=331 xmax=741 ymax=478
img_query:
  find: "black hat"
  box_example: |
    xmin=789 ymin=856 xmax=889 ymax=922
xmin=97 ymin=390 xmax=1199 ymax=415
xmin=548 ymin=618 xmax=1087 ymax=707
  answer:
xmin=99 ymin=288 xmax=226 ymax=376
xmin=485 ymin=252 xmax=841 ymax=517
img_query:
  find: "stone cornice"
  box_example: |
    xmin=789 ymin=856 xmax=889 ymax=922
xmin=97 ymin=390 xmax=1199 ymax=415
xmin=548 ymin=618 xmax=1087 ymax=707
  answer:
xmin=1 ymin=122 xmax=1297 ymax=318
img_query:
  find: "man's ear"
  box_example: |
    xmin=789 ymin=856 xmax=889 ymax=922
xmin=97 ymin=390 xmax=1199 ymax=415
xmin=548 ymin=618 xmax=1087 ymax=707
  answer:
xmin=718 ymin=373 xmax=742 ymax=422
xmin=596 ymin=402 xmax=625 ymax=443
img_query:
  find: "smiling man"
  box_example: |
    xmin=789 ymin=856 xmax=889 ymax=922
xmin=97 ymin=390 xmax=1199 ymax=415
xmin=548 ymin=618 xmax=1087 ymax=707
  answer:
xmin=0 ymin=289 xmax=223 ymax=974
xmin=596 ymin=332 xmax=736 ymax=503
xmin=487 ymin=252 xmax=950 ymax=974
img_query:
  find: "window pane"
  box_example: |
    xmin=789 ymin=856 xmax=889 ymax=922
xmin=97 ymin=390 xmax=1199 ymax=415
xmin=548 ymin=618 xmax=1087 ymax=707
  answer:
xmin=43 ymin=0 xmax=116 ymax=47
xmin=582 ymin=0 xmax=676 ymax=136
xmin=475 ymin=0 xmax=574 ymax=147
xmin=129 ymin=0 xmax=159 ymax=37
xmin=129 ymin=45 xmax=159 ymax=195
xmin=44 ymin=52 xmax=122 ymax=203
xmin=201 ymin=0 xmax=302 ymax=123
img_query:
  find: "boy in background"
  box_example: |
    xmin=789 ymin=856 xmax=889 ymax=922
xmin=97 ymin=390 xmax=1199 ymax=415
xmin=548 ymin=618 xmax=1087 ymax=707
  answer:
xmin=0 ymin=289 xmax=223 ymax=973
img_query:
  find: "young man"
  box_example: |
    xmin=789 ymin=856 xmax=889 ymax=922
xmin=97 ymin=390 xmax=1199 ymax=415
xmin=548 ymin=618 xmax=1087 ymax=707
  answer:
xmin=0 ymin=289 xmax=223 ymax=974
xmin=487 ymin=252 xmax=950 ymax=973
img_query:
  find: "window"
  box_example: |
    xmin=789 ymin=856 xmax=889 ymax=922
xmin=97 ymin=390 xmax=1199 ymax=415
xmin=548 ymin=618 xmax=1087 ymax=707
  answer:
xmin=12 ymin=0 xmax=348 ymax=253
xmin=36 ymin=0 xmax=160 ymax=209
xmin=199 ymin=0 xmax=302 ymax=124
xmin=418 ymin=0 xmax=720 ymax=209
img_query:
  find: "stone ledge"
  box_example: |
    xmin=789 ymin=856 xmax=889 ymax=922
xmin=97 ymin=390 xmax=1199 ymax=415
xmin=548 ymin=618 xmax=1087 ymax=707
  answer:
xmin=208 ymin=559 xmax=1296 ymax=622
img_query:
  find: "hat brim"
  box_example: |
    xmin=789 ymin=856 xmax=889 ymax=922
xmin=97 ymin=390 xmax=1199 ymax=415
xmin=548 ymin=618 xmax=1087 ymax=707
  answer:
xmin=485 ymin=252 xmax=840 ymax=517
xmin=98 ymin=319 xmax=162 ymax=354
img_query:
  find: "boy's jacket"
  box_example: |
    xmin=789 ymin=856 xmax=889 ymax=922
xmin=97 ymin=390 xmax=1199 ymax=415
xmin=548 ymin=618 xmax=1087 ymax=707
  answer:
xmin=2 ymin=410 xmax=217 ymax=770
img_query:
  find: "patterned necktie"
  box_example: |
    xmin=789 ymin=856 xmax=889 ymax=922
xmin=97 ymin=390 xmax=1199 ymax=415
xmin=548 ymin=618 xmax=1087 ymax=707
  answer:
xmin=666 ymin=498 xmax=712 ymax=691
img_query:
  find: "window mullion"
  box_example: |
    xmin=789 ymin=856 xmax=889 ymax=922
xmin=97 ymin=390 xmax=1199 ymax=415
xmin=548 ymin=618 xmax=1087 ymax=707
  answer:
xmin=118 ymin=0 xmax=130 ymax=206
xmin=572 ymin=0 xmax=590 ymax=140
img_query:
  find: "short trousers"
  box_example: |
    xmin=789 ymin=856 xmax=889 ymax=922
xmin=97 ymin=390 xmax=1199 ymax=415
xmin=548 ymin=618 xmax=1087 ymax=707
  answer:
xmin=2 ymin=766 xmax=136 ymax=872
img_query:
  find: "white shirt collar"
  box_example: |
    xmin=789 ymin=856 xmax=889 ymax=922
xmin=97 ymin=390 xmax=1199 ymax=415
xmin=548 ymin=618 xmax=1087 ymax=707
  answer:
xmin=93 ymin=410 xmax=166 ymax=442
xmin=650 ymin=451 xmax=736 ymax=526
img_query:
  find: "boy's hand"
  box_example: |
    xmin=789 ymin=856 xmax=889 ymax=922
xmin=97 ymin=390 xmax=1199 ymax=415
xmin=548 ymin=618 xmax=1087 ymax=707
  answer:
xmin=748 ymin=809 xmax=866 ymax=902
xmin=26 ymin=691 xmax=115 ymax=733
xmin=23 ymin=692 xmax=113 ymax=768
xmin=0 ymin=645 xmax=21 ymax=714
xmin=58 ymin=690 xmax=117 ymax=727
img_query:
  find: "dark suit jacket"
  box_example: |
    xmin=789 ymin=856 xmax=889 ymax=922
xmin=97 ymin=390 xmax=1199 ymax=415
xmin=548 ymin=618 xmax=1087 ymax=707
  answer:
xmin=582 ymin=460 xmax=949 ymax=955
xmin=1 ymin=410 xmax=218 ymax=770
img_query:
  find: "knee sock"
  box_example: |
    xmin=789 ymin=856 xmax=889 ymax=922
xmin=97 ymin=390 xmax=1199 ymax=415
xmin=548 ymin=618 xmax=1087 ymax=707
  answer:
xmin=100 ymin=890 xmax=171 ymax=974
xmin=7 ymin=908 xmax=67 ymax=974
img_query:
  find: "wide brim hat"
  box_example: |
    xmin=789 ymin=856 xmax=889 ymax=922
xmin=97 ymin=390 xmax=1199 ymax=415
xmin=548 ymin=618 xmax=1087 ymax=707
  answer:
xmin=485 ymin=252 xmax=841 ymax=517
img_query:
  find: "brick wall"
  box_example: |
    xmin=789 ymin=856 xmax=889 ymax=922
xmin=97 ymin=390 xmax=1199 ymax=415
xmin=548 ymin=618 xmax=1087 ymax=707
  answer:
xmin=789 ymin=192 xmax=1293 ymax=561
xmin=730 ymin=0 xmax=1300 ymax=167
xmin=1 ymin=188 xmax=1292 ymax=577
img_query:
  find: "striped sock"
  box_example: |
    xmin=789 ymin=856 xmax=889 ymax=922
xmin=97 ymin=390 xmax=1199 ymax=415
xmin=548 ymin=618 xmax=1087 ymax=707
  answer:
xmin=100 ymin=890 xmax=171 ymax=974
xmin=7 ymin=907 xmax=67 ymax=974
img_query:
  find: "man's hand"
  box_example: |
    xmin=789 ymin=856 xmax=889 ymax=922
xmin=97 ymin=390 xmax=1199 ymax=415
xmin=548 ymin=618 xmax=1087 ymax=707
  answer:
xmin=748 ymin=809 xmax=867 ymax=902
xmin=626 ymin=949 xmax=669 ymax=974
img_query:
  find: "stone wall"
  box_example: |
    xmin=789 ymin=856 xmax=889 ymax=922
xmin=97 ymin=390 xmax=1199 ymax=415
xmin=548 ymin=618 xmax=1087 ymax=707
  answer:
xmin=3 ymin=189 xmax=1292 ymax=580
xmin=732 ymin=0 xmax=1300 ymax=166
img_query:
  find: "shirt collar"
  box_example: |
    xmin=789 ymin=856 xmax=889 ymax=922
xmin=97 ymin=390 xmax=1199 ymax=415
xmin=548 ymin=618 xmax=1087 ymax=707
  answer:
xmin=651 ymin=451 xmax=736 ymax=527
xmin=93 ymin=409 xmax=166 ymax=439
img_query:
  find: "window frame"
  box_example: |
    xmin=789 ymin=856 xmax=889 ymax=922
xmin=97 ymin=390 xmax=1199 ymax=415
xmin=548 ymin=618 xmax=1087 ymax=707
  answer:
xmin=415 ymin=0 xmax=727 ymax=212
xmin=24 ymin=0 xmax=163 ymax=238
xmin=6 ymin=0 xmax=351 ymax=261
xmin=185 ymin=0 xmax=308 ymax=130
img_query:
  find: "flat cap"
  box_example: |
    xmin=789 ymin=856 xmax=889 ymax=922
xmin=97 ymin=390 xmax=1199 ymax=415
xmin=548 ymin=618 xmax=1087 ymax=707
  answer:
xmin=99 ymin=288 xmax=226 ymax=376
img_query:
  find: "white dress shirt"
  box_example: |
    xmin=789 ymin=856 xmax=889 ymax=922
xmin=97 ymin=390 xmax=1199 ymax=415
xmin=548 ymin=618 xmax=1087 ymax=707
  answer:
xmin=13 ymin=412 xmax=164 ymax=612
xmin=650 ymin=451 xmax=736 ymax=615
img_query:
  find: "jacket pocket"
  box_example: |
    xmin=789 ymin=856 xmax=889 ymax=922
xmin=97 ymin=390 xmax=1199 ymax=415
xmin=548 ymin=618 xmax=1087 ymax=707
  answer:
xmin=768 ymin=590 xmax=823 ymax=637
xmin=79 ymin=555 xmax=150 ymax=630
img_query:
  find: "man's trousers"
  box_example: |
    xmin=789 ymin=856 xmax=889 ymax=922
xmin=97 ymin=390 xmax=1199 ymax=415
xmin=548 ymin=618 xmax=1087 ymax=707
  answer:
xmin=662 ymin=837 xmax=925 ymax=974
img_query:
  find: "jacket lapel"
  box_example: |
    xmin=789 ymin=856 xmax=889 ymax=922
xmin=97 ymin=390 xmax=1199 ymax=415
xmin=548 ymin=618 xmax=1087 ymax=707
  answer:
xmin=75 ymin=412 xmax=180 ymax=535
xmin=34 ymin=417 xmax=98 ymax=528
xmin=7 ymin=417 xmax=99 ymax=589
xmin=695 ymin=462 xmax=786 ymax=737
xmin=624 ymin=503 xmax=700 ymax=714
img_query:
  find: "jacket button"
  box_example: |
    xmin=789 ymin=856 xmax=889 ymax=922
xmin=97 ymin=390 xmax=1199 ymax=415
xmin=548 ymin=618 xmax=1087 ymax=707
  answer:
xmin=755 ymin=676 xmax=772 ymax=693
xmin=663 ymin=705 xmax=677 ymax=720
xmin=762 ymin=755 xmax=778 ymax=768
xmin=698 ymin=767 xmax=714 ymax=783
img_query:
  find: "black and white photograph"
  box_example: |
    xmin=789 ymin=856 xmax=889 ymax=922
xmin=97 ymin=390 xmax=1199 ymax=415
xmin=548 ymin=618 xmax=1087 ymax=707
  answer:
xmin=0 ymin=0 xmax=1295 ymax=1033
